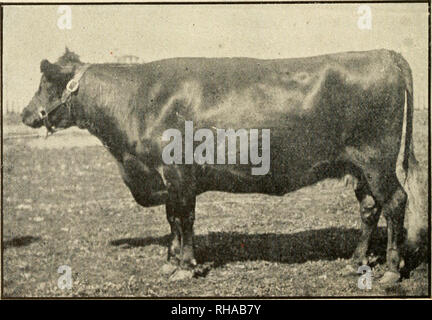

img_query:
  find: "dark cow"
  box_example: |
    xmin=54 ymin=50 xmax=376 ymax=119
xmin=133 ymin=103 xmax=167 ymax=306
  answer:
xmin=21 ymin=49 xmax=425 ymax=284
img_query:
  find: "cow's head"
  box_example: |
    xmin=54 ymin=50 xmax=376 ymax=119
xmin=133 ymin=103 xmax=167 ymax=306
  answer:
xmin=21 ymin=49 xmax=82 ymax=130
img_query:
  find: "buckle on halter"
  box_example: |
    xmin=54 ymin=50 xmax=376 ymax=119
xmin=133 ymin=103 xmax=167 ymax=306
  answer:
xmin=66 ymin=79 xmax=79 ymax=93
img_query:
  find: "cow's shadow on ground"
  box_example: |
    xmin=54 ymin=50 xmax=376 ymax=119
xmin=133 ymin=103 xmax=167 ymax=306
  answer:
xmin=4 ymin=236 xmax=41 ymax=249
xmin=111 ymin=227 xmax=389 ymax=267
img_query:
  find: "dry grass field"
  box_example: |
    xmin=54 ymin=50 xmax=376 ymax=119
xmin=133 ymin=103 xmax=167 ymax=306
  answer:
xmin=2 ymin=109 xmax=429 ymax=297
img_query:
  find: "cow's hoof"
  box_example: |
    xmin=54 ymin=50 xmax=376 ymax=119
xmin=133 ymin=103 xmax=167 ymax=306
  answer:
xmin=379 ymin=271 xmax=400 ymax=285
xmin=169 ymin=269 xmax=194 ymax=281
xmin=161 ymin=263 xmax=178 ymax=276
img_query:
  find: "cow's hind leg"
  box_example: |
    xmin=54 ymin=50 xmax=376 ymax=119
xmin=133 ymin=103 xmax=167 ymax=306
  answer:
xmin=362 ymin=169 xmax=407 ymax=284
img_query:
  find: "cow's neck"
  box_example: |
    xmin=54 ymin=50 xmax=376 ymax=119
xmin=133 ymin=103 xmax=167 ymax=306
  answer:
xmin=72 ymin=85 xmax=137 ymax=161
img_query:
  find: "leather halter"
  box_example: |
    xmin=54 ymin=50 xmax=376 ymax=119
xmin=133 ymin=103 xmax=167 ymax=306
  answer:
xmin=39 ymin=64 xmax=91 ymax=135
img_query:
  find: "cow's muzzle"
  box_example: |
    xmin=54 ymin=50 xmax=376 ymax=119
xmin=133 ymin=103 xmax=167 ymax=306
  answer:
xmin=21 ymin=108 xmax=44 ymax=128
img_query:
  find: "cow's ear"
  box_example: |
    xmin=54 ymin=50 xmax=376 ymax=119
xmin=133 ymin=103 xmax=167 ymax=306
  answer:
xmin=40 ymin=59 xmax=73 ymax=83
xmin=40 ymin=59 xmax=51 ymax=73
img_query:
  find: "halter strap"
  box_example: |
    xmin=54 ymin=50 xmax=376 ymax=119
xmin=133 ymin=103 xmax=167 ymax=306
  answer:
xmin=39 ymin=64 xmax=91 ymax=135
xmin=39 ymin=64 xmax=91 ymax=119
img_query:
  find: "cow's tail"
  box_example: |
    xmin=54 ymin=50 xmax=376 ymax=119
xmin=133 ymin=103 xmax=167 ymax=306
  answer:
xmin=397 ymin=53 xmax=415 ymax=179
xmin=394 ymin=52 xmax=427 ymax=250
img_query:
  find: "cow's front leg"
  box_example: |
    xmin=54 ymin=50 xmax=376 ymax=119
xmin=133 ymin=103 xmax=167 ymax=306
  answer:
xmin=166 ymin=207 xmax=182 ymax=265
xmin=166 ymin=200 xmax=196 ymax=268
xmin=162 ymin=165 xmax=197 ymax=273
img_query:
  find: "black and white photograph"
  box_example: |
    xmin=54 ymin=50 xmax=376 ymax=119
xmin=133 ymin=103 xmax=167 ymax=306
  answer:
xmin=1 ymin=1 xmax=430 ymax=299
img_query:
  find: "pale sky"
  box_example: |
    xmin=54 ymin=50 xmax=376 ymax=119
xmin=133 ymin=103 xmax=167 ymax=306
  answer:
xmin=2 ymin=3 xmax=429 ymax=113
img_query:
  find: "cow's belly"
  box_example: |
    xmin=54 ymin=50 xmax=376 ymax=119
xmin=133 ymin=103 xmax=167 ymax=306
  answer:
xmin=195 ymin=127 xmax=345 ymax=195
xmin=196 ymin=163 xmax=325 ymax=195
